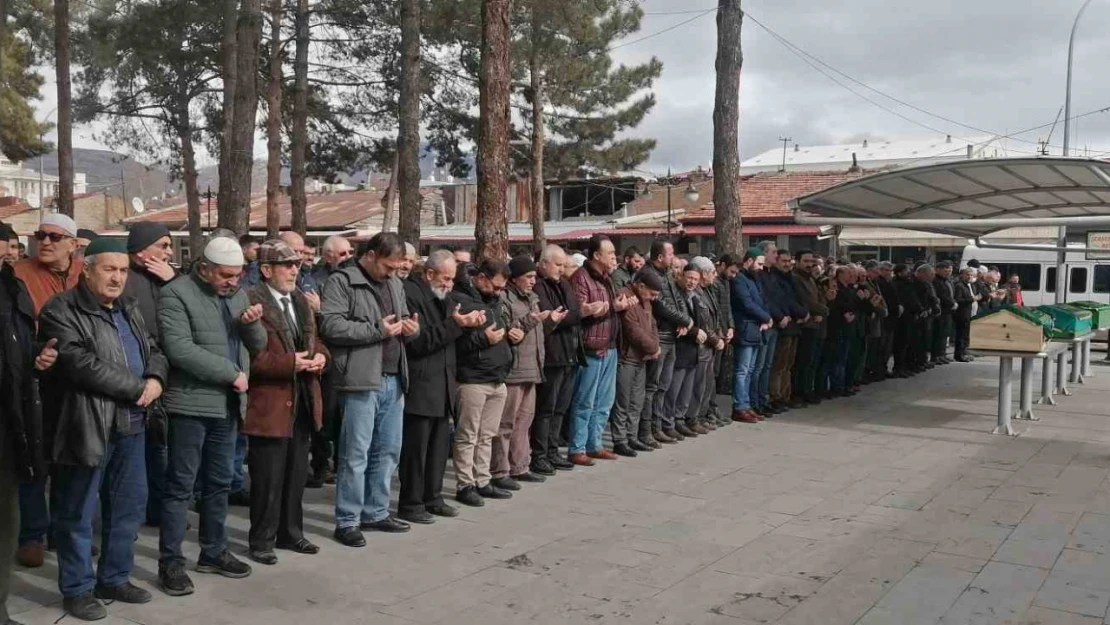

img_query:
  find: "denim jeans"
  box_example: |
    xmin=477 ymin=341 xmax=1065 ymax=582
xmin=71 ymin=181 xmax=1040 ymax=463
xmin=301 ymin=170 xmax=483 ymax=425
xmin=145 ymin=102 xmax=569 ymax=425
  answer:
xmin=17 ymin=480 xmax=50 ymax=546
xmin=750 ymin=328 xmax=778 ymax=408
xmin=232 ymin=432 xmax=248 ymax=493
xmin=145 ymin=430 xmax=167 ymax=525
xmin=731 ymin=345 xmax=758 ymax=411
xmin=335 ymin=376 xmax=404 ymax=529
xmin=568 ymin=349 xmax=618 ymax=454
xmin=54 ymin=431 xmax=146 ymax=598
xmin=159 ymin=414 xmax=237 ymax=566
xmin=829 ymin=334 xmax=852 ymax=392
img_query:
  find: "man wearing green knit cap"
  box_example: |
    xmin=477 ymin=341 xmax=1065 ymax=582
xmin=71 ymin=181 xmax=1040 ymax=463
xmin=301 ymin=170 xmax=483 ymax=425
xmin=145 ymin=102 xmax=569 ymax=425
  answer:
xmin=38 ymin=235 xmax=169 ymax=620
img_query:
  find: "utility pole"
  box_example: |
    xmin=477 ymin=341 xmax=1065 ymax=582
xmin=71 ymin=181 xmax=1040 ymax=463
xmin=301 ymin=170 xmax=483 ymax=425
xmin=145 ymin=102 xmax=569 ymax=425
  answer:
xmin=779 ymin=137 xmax=792 ymax=173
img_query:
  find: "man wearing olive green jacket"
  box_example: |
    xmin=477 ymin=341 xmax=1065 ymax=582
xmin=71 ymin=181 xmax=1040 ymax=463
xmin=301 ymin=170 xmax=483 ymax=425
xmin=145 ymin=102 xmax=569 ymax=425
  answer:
xmin=156 ymin=238 xmax=267 ymax=597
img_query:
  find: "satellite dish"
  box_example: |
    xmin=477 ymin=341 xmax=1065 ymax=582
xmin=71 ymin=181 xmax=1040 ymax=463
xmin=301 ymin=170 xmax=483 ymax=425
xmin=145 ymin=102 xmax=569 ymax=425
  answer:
xmin=26 ymin=192 xmax=41 ymax=209
xmin=131 ymin=197 xmax=146 ymax=213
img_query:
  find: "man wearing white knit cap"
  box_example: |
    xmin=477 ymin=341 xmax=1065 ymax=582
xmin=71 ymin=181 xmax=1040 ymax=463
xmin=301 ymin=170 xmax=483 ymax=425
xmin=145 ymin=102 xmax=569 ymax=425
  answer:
xmin=155 ymin=236 xmax=267 ymax=596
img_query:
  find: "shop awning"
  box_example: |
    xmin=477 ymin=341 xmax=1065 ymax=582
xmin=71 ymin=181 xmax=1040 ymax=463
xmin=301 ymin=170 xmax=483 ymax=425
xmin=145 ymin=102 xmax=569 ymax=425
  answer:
xmin=838 ymin=226 xmax=1060 ymax=248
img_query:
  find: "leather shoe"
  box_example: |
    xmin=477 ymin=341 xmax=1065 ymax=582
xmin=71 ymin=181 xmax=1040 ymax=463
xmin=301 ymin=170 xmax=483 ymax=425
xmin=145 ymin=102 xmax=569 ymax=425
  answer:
xmin=663 ymin=428 xmax=684 ymax=442
xmin=732 ymin=410 xmax=759 ymax=423
xmin=511 ymin=472 xmax=546 ymax=483
xmin=549 ymin=456 xmax=575 ymax=471
xmin=612 ymin=443 xmax=638 ymax=458
xmin=456 ymin=486 xmax=485 ymax=507
xmin=491 ymin=476 xmax=521 ymax=491
xmin=702 ymin=422 xmax=718 ymax=431
xmin=530 ymin=458 xmax=556 ymax=476
xmin=427 ymin=503 xmax=459 ymax=517
xmin=588 ymin=449 xmax=618 ymax=460
xmin=568 ymin=453 xmax=595 ymax=466
xmin=398 ymin=510 xmax=436 ymax=524
xmin=675 ymin=423 xmax=698 ymax=438
xmin=690 ymin=423 xmax=710 ymax=435
xmin=333 ymin=527 xmax=366 ymax=548
xmin=477 ymin=484 xmax=513 ymax=499
xmin=276 ymin=538 xmax=320 ymax=554
xmin=360 ymin=516 xmax=411 ymax=533
xmin=629 ymin=439 xmax=653 ymax=452
xmin=16 ymin=542 xmax=45 ymax=568
xmin=653 ymin=431 xmax=676 ymax=445
xmin=248 ymin=549 xmax=278 ymax=565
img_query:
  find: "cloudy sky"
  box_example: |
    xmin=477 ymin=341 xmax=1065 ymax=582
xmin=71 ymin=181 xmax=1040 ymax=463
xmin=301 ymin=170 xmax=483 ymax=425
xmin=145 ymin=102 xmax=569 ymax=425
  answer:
xmin=37 ymin=0 xmax=1110 ymax=175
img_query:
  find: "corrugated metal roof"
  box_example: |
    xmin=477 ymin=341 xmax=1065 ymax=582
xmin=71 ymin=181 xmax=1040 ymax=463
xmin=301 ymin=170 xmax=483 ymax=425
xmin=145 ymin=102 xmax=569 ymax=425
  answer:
xmin=741 ymin=136 xmax=1005 ymax=171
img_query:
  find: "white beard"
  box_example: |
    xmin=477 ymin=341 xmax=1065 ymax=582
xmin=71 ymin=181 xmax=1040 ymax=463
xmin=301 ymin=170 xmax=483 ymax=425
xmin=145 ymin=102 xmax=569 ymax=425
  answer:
xmin=431 ymin=285 xmax=451 ymax=300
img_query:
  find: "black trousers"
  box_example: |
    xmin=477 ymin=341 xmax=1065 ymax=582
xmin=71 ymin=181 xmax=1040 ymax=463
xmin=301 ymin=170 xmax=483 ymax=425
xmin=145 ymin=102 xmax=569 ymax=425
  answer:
xmin=953 ymin=315 xmax=971 ymax=357
xmin=311 ymin=374 xmax=342 ymax=475
xmin=531 ymin=365 xmax=576 ymax=463
xmin=893 ymin=319 xmax=911 ymax=372
xmin=932 ymin=314 xmax=952 ymax=360
xmin=398 ymin=413 xmax=451 ymax=515
xmin=247 ymin=416 xmax=311 ymax=551
xmin=879 ymin=324 xmax=896 ymax=375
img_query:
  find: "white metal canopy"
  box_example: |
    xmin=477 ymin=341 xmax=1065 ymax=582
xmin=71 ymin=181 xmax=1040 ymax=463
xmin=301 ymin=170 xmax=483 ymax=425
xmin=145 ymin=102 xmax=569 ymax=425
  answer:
xmin=788 ymin=157 xmax=1110 ymax=239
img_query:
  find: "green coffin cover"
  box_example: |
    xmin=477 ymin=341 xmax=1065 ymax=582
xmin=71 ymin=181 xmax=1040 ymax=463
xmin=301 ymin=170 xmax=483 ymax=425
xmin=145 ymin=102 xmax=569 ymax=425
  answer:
xmin=1036 ymin=304 xmax=1094 ymax=338
xmin=1002 ymin=305 xmax=1057 ymax=339
xmin=1069 ymin=301 xmax=1110 ymax=330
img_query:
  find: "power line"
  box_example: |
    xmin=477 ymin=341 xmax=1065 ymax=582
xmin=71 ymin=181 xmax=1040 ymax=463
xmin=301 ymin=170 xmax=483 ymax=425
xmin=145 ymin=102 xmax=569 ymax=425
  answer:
xmin=607 ymin=7 xmax=718 ymax=52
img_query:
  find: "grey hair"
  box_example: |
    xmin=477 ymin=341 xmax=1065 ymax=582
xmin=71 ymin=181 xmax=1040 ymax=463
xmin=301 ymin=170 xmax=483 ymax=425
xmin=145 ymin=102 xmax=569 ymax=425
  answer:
xmin=915 ymin=263 xmax=934 ymax=274
xmin=83 ymin=254 xmax=100 ymax=267
xmin=425 ymin=249 xmax=455 ymax=273
xmin=322 ymin=235 xmax=350 ymax=253
xmin=757 ymin=240 xmax=777 ymax=254
xmin=878 ymin=261 xmax=894 ymax=269
xmin=540 ymin=244 xmax=565 ymax=262
xmin=404 ymin=242 xmax=417 ymax=257
xmin=689 ymin=256 xmax=715 ymax=273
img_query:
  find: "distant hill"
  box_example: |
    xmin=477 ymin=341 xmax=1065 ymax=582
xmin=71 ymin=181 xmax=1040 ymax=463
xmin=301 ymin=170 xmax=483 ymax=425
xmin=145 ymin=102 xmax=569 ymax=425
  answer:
xmin=26 ymin=148 xmax=174 ymax=202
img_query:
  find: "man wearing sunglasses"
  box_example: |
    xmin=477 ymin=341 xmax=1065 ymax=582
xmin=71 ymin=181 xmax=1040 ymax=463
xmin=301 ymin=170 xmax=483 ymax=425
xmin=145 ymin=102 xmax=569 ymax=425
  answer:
xmin=10 ymin=213 xmax=84 ymax=570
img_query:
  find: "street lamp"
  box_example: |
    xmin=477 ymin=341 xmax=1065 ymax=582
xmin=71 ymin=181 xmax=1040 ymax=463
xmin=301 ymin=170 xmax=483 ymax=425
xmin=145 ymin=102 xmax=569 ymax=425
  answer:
xmin=683 ymin=182 xmax=700 ymax=204
xmin=1063 ymin=0 xmax=1094 ymax=156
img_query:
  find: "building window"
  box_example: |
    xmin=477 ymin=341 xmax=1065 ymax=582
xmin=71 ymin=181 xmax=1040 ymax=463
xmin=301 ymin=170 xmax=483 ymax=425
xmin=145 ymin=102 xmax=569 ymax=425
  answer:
xmin=1070 ymin=267 xmax=1088 ymax=294
xmin=1094 ymin=266 xmax=1110 ymax=294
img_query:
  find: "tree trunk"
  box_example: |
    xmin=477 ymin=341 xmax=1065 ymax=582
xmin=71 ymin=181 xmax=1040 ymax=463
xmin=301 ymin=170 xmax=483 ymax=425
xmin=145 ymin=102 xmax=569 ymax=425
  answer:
xmin=53 ymin=0 xmax=73 ymax=217
xmin=380 ymin=148 xmax=399 ymax=232
xmin=264 ymin=0 xmax=282 ymax=239
xmin=217 ymin=0 xmax=238 ymax=221
xmin=712 ymin=0 xmax=744 ymax=257
xmin=475 ymin=0 xmax=510 ymax=262
xmin=223 ymin=0 xmax=264 ymax=235
xmin=289 ymin=0 xmax=309 ymax=236
xmin=177 ymin=88 xmax=204 ymax=260
xmin=396 ymin=0 xmax=422 ymax=245
xmin=528 ymin=5 xmax=545 ymax=257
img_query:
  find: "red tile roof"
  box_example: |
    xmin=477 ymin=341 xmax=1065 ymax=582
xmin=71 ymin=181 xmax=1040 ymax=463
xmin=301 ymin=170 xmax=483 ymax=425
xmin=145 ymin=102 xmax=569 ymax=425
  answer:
xmin=601 ymin=224 xmax=820 ymax=237
xmin=677 ymin=170 xmax=869 ymax=223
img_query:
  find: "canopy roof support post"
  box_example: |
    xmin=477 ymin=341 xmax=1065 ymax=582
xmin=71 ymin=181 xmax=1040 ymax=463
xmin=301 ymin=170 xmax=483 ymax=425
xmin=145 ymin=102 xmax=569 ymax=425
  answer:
xmin=1056 ymin=226 xmax=1068 ymax=305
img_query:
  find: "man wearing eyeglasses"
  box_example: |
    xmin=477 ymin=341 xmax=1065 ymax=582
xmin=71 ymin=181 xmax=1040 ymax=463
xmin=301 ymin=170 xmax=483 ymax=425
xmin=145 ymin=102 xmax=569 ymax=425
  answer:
xmin=10 ymin=213 xmax=84 ymax=570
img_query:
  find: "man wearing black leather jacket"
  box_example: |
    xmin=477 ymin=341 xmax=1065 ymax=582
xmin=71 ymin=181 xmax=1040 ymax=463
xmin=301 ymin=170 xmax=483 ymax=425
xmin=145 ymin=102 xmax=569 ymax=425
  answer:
xmin=642 ymin=241 xmax=693 ymax=444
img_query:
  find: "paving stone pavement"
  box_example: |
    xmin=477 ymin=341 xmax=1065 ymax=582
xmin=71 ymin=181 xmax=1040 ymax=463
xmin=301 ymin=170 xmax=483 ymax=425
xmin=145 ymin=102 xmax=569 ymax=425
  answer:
xmin=10 ymin=357 xmax=1110 ymax=625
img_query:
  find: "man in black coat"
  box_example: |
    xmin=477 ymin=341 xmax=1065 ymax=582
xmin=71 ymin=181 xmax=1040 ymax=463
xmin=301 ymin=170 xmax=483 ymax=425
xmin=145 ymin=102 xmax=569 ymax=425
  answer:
xmin=892 ymin=264 xmax=921 ymax=377
xmin=875 ymin=262 xmax=901 ymax=378
xmin=953 ymin=267 xmax=976 ymax=362
xmin=531 ymin=245 xmax=590 ymax=474
xmin=399 ymin=250 xmax=486 ymax=524
xmin=912 ymin=265 xmax=940 ymax=371
xmin=1 ymin=223 xmax=59 ymax=625
xmin=932 ymin=261 xmax=956 ymax=365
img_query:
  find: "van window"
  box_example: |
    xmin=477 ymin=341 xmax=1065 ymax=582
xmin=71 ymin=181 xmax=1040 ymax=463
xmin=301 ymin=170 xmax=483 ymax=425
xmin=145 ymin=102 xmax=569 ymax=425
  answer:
xmin=1070 ymin=267 xmax=1088 ymax=294
xmin=1047 ymin=267 xmax=1057 ymax=293
xmin=993 ymin=263 xmax=1041 ymax=291
xmin=1095 ymin=266 xmax=1110 ymax=293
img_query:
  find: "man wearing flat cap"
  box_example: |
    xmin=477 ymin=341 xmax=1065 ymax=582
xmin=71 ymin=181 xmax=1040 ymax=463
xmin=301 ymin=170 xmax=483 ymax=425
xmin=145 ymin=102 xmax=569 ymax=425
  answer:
xmin=38 ymin=238 xmax=169 ymax=620
xmin=123 ymin=222 xmax=178 ymax=527
xmin=156 ymin=236 xmax=267 ymax=596
xmin=11 ymin=213 xmax=84 ymax=568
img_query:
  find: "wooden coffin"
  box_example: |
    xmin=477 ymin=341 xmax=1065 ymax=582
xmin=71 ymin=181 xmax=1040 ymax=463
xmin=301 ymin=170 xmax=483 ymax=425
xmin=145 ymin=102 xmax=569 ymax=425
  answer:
xmin=970 ymin=308 xmax=1048 ymax=353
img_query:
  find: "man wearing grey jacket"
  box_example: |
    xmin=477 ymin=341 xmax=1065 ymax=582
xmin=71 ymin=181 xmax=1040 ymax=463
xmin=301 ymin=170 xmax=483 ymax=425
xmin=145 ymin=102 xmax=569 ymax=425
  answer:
xmin=320 ymin=233 xmax=420 ymax=548
xmin=156 ymin=237 xmax=268 ymax=597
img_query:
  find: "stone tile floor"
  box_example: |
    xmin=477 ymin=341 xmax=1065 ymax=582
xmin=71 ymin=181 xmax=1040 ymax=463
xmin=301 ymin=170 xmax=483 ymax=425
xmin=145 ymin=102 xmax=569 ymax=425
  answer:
xmin=10 ymin=357 xmax=1110 ymax=624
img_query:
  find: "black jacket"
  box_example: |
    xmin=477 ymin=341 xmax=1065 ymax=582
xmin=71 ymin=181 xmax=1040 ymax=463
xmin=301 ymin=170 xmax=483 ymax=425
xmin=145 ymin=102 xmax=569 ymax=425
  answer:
xmin=878 ymin=277 xmax=901 ymax=328
xmin=829 ymin=282 xmax=865 ymax=338
xmin=645 ymin=263 xmax=691 ymax=343
xmin=38 ymin=281 xmax=169 ymax=467
xmin=534 ymin=274 xmax=584 ymax=368
xmin=934 ymin=275 xmax=956 ymax=317
xmin=451 ymin=280 xmax=513 ymax=385
xmin=766 ymin=267 xmax=808 ymax=336
xmin=895 ymin=276 xmax=922 ymax=320
xmin=123 ymin=262 xmax=177 ymax=347
xmin=0 ymin=265 xmax=44 ymax=481
xmin=914 ymin=279 xmax=940 ymax=318
xmin=403 ymin=275 xmax=462 ymax=419
xmin=954 ymin=280 xmax=975 ymax=321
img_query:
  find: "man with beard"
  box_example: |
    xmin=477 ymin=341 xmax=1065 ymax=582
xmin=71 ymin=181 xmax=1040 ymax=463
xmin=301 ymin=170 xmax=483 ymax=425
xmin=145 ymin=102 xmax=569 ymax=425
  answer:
xmin=611 ymin=246 xmax=645 ymax=291
xmin=791 ymin=250 xmax=827 ymax=405
xmin=730 ymin=248 xmax=771 ymax=423
xmin=610 ymin=270 xmax=662 ymax=456
xmin=642 ymin=241 xmax=693 ymax=443
xmin=766 ymin=251 xmax=807 ymax=412
xmin=399 ymin=251 xmax=486 ymax=523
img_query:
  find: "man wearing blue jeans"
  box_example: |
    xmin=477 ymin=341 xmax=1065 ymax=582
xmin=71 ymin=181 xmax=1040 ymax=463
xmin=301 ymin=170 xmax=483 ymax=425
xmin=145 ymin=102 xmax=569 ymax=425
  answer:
xmin=319 ymin=233 xmax=419 ymax=547
xmin=39 ymin=239 xmax=169 ymax=620
xmin=730 ymin=247 xmax=771 ymax=423
xmin=157 ymin=237 xmax=268 ymax=597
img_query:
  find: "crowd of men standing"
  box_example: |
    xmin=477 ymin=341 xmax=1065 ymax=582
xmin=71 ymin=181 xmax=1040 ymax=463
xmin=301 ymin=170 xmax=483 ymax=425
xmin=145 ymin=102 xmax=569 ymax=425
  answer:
xmin=1 ymin=215 xmax=1017 ymax=623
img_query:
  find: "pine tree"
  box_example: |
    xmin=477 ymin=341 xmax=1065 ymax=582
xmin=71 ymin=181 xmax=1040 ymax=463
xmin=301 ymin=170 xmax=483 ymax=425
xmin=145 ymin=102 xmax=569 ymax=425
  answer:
xmin=396 ymin=0 xmax=421 ymax=245
xmin=475 ymin=0 xmax=510 ymax=262
xmin=0 ymin=7 xmax=51 ymax=164
xmin=54 ymin=0 xmax=73 ymax=216
xmin=264 ymin=0 xmax=282 ymax=238
xmin=713 ymin=0 xmax=743 ymax=257
xmin=288 ymin=0 xmax=308 ymax=236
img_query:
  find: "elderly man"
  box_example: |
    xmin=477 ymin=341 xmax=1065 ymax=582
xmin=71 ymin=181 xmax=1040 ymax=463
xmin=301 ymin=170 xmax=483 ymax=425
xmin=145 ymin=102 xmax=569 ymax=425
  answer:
xmin=643 ymin=240 xmax=693 ymax=444
xmin=875 ymin=261 xmax=901 ymax=379
xmin=667 ymin=263 xmax=717 ymax=438
xmin=731 ymin=248 xmax=771 ymax=423
xmin=611 ymin=269 xmax=662 ymax=455
xmin=243 ymin=240 xmax=328 ymax=565
xmin=932 ymin=261 xmax=956 ymax=366
xmin=397 ymin=242 xmax=418 ymax=280
xmin=40 ymin=238 xmax=169 ymax=620
xmin=12 ymin=213 xmax=84 ymax=568
xmin=320 ymin=233 xmax=420 ymax=547
xmin=791 ymin=250 xmax=827 ymax=405
xmin=688 ymin=256 xmax=729 ymax=427
xmin=954 ymin=267 xmax=976 ymax=362
xmin=399 ymin=250 xmax=485 ymax=523
xmin=311 ymin=235 xmax=354 ymax=285
xmin=451 ymin=260 xmax=513 ymax=506
xmin=531 ymin=245 xmax=588 ymax=475
xmin=157 ymin=237 xmax=267 ymax=595
xmin=240 ymin=234 xmax=262 ymax=287
xmin=913 ymin=264 xmax=940 ymax=371
xmin=123 ymin=222 xmax=177 ymax=527
xmin=568 ymin=235 xmax=633 ymax=465
xmin=1 ymin=225 xmax=59 ymax=624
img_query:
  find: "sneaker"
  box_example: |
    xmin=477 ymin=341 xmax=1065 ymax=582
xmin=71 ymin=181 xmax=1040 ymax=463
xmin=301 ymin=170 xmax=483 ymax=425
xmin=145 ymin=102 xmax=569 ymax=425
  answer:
xmin=549 ymin=456 xmax=575 ymax=471
xmin=63 ymin=591 xmax=106 ymax=621
xmin=398 ymin=509 xmax=436 ymax=525
xmin=94 ymin=582 xmax=152 ymax=604
xmin=612 ymin=443 xmax=638 ymax=458
xmin=456 ymin=486 xmax=485 ymax=507
xmin=476 ymin=484 xmax=513 ymax=500
xmin=15 ymin=542 xmax=44 ymax=568
xmin=491 ymin=476 xmax=521 ymax=491
xmin=333 ymin=526 xmax=367 ymax=547
xmin=511 ymin=471 xmax=546 ymax=483
xmin=530 ymin=458 xmax=556 ymax=476
xmin=196 ymin=550 xmax=252 ymax=578
xmin=158 ymin=562 xmax=195 ymax=596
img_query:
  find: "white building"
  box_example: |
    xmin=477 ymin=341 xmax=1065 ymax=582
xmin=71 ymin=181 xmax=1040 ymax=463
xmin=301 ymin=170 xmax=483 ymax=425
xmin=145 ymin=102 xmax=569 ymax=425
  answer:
xmin=0 ymin=155 xmax=87 ymax=205
xmin=740 ymin=135 xmax=1020 ymax=175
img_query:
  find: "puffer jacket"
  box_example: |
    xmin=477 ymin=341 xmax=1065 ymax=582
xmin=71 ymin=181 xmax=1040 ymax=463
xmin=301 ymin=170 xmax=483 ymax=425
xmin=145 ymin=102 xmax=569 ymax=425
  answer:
xmin=319 ymin=265 xmax=416 ymax=393
xmin=502 ymin=283 xmax=545 ymax=384
xmin=39 ymin=281 xmax=169 ymax=467
xmin=158 ymin=273 xmax=267 ymax=420
xmin=0 ymin=265 xmax=44 ymax=481
xmin=451 ymin=279 xmax=513 ymax=385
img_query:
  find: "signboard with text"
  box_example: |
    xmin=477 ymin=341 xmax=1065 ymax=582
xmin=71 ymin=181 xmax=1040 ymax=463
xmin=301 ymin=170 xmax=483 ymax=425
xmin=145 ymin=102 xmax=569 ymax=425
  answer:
xmin=1087 ymin=232 xmax=1110 ymax=260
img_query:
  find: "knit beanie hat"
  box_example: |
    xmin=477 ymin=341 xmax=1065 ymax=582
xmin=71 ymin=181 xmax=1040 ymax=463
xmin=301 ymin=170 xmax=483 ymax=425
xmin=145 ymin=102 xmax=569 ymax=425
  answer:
xmin=127 ymin=222 xmax=172 ymax=253
xmin=509 ymin=254 xmax=537 ymax=279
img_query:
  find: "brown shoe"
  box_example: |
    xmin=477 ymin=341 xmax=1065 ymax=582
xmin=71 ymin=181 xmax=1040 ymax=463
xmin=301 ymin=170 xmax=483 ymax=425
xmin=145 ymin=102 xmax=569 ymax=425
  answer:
xmin=691 ymin=423 xmax=710 ymax=435
xmin=652 ymin=431 xmax=676 ymax=445
xmin=675 ymin=423 xmax=698 ymax=438
xmin=703 ymin=422 xmax=718 ymax=431
xmin=588 ymin=449 xmax=618 ymax=460
xmin=663 ymin=428 xmax=685 ymax=441
xmin=568 ymin=453 xmax=595 ymax=467
xmin=16 ymin=542 xmax=45 ymax=568
xmin=731 ymin=410 xmax=759 ymax=424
